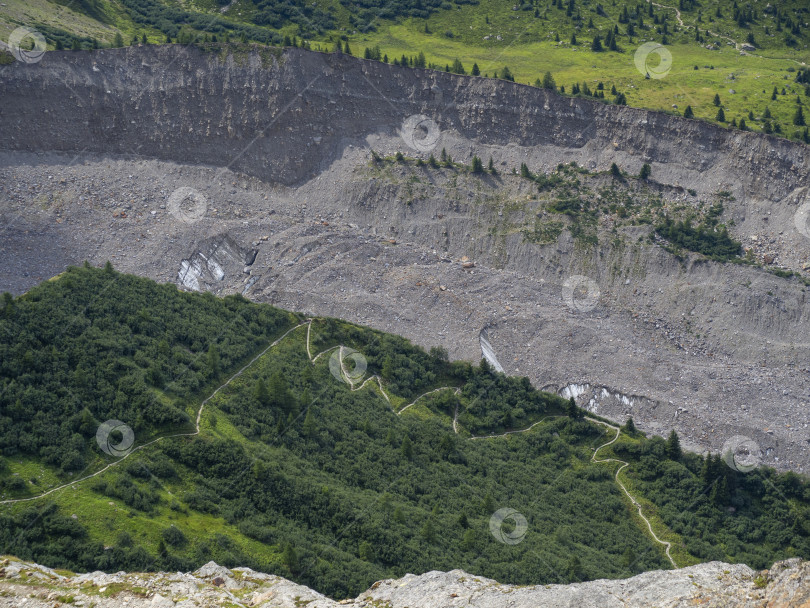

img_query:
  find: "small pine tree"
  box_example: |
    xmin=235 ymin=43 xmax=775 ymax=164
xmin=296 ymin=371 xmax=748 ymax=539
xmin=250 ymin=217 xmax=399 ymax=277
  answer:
xmin=542 ymin=71 xmax=556 ymax=89
xmin=302 ymin=408 xmax=316 ymax=437
xmin=683 ymin=105 xmax=694 ymax=118
xmin=254 ymin=379 xmax=270 ymax=406
xmin=472 ymin=62 xmax=480 ymax=76
xmin=794 ymin=105 xmax=806 ymax=126
xmin=623 ymin=417 xmax=637 ymax=435
xmin=282 ymin=544 xmax=299 ymax=572
xmin=114 ymin=32 xmax=124 ymax=48
xmin=488 ymin=157 xmax=497 ymax=174
xmin=772 ymin=86 xmax=778 ymax=100
xmin=401 ymin=435 xmax=413 ymax=460
xmin=471 ymin=155 xmax=484 ymax=173
xmin=739 ymin=118 xmax=747 ymax=130
xmin=716 ymin=107 xmax=726 ymax=122
xmin=421 ymin=518 xmax=436 ymax=543
xmin=639 ymin=163 xmax=651 ymax=179
xmin=570 ymin=32 xmax=578 ymax=45
xmin=610 ymin=163 xmax=622 ymax=178
xmin=591 ymin=35 xmax=603 ymax=52
xmin=666 ymin=429 xmax=681 ymax=460
xmin=566 ymin=396 xmax=579 ymax=418
xmin=713 ymin=93 xmax=721 ymax=106
xmin=344 ymin=40 xmax=352 ymax=55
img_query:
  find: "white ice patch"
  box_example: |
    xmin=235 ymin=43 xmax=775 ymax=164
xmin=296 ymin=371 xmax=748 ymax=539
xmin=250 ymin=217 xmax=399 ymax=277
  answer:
xmin=559 ymin=383 xmax=637 ymax=414
xmin=479 ymin=329 xmax=505 ymax=373
xmin=561 ymin=383 xmax=590 ymax=400
xmin=178 ymin=259 xmax=202 ymax=291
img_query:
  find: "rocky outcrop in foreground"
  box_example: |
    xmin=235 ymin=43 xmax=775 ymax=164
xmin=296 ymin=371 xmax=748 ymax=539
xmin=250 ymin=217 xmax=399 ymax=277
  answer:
xmin=2 ymin=557 xmax=809 ymax=608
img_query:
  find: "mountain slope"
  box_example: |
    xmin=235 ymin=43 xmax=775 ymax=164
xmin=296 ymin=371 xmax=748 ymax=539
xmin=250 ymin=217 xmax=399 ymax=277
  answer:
xmin=1 ymin=0 xmax=810 ymax=139
xmin=0 ymin=267 xmax=808 ymax=599
xmin=2 ymin=45 xmax=810 ymax=478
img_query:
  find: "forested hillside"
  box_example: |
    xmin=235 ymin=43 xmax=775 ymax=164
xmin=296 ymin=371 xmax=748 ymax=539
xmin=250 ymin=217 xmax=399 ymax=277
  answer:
xmin=0 ymin=267 xmax=808 ymax=599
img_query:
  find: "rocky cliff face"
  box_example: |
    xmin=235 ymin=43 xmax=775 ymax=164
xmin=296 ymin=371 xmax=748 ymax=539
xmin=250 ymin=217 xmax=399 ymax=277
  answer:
xmin=1 ymin=557 xmax=809 ymax=608
xmin=2 ymin=45 xmax=809 ymax=196
xmin=2 ymin=45 xmax=810 ymax=473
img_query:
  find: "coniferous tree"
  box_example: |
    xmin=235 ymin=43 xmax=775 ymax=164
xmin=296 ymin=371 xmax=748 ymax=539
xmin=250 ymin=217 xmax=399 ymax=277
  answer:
xmin=566 ymin=396 xmax=580 ymax=418
xmin=623 ymin=417 xmax=637 ymax=435
xmin=666 ymin=430 xmax=681 ymax=460
xmin=639 ymin=163 xmax=651 ymax=179
xmin=716 ymin=107 xmax=726 ymax=122
xmin=794 ymin=105 xmax=806 ymax=126
xmin=401 ymin=435 xmax=413 ymax=460
xmin=683 ymin=105 xmax=694 ymax=118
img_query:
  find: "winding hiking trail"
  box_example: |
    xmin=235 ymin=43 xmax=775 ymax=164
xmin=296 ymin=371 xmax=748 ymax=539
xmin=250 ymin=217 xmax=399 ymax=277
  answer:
xmin=589 ymin=418 xmax=677 ymax=568
xmin=0 ymin=320 xmax=310 ymax=505
xmin=648 ymin=0 xmax=806 ymax=65
xmin=0 ymin=318 xmax=680 ymax=568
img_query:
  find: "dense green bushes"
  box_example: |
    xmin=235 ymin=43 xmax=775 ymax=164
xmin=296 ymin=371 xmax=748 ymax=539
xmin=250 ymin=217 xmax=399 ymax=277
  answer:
xmin=0 ymin=268 xmax=807 ymax=600
xmin=0 ymin=265 xmax=294 ymax=474
xmin=617 ymin=438 xmax=810 ymax=569
xmin=655 ymin=204 xmax=742 ymax=261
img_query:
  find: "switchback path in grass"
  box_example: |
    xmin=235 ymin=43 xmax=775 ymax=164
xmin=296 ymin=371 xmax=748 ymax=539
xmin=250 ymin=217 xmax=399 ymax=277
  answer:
xmin=0 ymin=320 xmax=311 ymax=505
xmin=0 ymin=318 xmax=682 ymax=568
xmin=589 ymin=417 xmax=678 ymax=568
